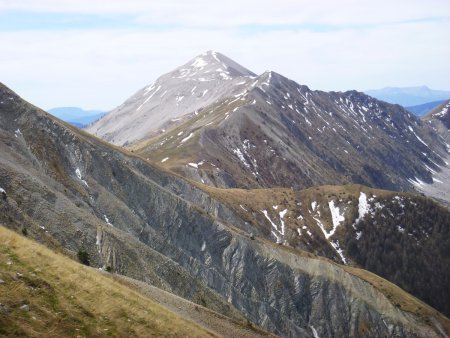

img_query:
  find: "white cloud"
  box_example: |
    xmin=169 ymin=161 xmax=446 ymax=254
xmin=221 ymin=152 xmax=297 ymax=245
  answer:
xmin=0 ymin=0 xmax=449 ymax=109
xmin=1 ymin=0 xmax=449 ymax=26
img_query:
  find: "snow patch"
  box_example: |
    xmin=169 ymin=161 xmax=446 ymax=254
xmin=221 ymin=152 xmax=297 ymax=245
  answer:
xmin=407 ymin=177 xmax=426 ymax=187
xmin=279 ymin=209 xmax=288 ymax=218
xmin=408 ymin=126 xmax=429 ymax=147
xmin=181 ymin=132 xmax=194 ymax=143
xmin=75 ymin=168 xmax=88 ymax=187
xmin=330 ymin=240 xmax=347 ymax=264
xmin=262 ymin=210 xmax=282 ymax=243
xmin=96 ymin=230 xmax=101 ymax=253
xmin=188 ymin=160 xmax=205 ymax=169
xmin=233 ymin=148 xmax=250 ymax=169
xmin=355 ymin=192 xmax=369 ymax=223
xmin=103 ymin=215 xmax=112 ymax=226
xmin=192 ymin=57 xmax=207 ymax=68
xmin=279 ymin=209 xmax=287 ymax=236
xmin=161 ymin=157 xmax=169 ymax=163
xmin=310 ymin=325 xmax=320 ymax=338
xmin=137 ymin=85 xmax=161 ymax=111
xmin=320 ymin=200 xmax=345 ymax=239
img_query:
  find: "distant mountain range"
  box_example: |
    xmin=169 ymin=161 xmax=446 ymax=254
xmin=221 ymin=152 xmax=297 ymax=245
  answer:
xmin=365 ymin=86 xmax=450 ymax=106
xmin=406 ymin=100 xmax=446 ymax=116
xmin=47 ymin=106 xmax=104 ymax=128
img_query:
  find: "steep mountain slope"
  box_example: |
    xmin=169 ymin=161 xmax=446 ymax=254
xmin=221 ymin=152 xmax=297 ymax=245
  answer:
xmin=424 ymin=99 xmax=450 ymax=140
xmin=365 ymin=86 xmax=450 ymax=106
xmin=1 ymin=225 xmax=272 ymax=338
xmin=1 ymin=83 xmax=449 ymax=337
xmin=129 ymin=67 xmax=447 ymax=192
xmin=87 ymin=51 xmax=256 ymax=146
xmin=406 ymin=100 xmax=446 ymax=116
xmin=201 ymin=184 xmax=450 ymax=317
xmin=412 ymin=100 xmax=450 ymax=206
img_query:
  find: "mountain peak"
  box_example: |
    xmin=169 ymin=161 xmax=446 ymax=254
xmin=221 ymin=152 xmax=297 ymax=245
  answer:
xmin=179 ymin=51 xmax=256 ymax=79
xmin=86 ymin=51 xmax=256 ymax=145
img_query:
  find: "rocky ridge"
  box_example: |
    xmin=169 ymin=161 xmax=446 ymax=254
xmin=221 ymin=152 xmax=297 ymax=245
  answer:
xmin=88 ymin=52 xmax=448 ymax=193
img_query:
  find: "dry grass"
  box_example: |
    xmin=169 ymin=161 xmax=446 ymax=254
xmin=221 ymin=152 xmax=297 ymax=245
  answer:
xmin=0 ymin=225 xmax=216 ymax=338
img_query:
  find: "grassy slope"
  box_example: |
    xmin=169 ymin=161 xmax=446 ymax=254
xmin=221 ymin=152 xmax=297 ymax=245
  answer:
xmin=0 ymin=225 xmax=217 ymax=338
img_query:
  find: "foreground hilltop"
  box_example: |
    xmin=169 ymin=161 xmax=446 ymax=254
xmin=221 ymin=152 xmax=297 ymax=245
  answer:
xmin=1 ymin=83 xmax=449 ymax=337
xmin=0 ymin=225 xmax=273 ymax=337
xmin=87 ymin=51 xmax=448 ymax=193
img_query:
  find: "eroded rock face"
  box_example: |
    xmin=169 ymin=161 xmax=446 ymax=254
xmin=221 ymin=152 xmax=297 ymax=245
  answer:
xmin=0 ymin=83 xmax=448 ymax=337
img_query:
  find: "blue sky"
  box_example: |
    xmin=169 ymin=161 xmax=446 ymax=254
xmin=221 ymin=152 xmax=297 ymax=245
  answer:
xmin=0 ymin=0 xmax=449 ymax=110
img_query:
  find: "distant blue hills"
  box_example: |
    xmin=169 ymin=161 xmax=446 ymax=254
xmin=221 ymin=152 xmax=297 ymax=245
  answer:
xmin=365 ymin=86 xmax=450 ymax=107
xmin=405 ymin=100 xmax=447 ymax=117
xmin=47 ymin=107 xmax=105 ymax=128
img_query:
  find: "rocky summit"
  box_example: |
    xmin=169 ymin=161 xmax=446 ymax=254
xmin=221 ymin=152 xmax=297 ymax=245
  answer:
xmin=87 ymin=51 xmax=256 ymax=146
xmin=2 ymin=82 xmax=450 ymax=337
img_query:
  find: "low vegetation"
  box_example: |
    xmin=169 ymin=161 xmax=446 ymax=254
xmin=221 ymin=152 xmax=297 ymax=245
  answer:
xmin=0 ymin=225 xmax=215 ymax=337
